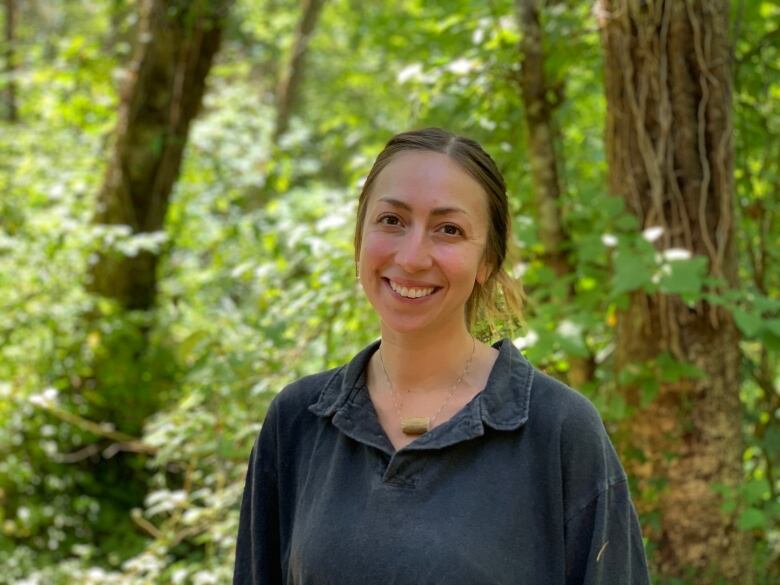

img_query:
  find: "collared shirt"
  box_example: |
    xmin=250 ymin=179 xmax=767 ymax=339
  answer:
xmin=233 ymin=339 xmax=651 ymax=585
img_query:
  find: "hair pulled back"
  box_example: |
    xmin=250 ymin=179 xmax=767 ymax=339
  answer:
xmin=354 ymin=128 xmax=523 ymax=328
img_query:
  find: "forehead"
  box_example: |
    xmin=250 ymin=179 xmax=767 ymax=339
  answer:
xmin=369 ymin=150 xmax=489 ymax=216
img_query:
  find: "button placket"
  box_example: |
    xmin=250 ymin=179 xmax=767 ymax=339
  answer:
xmin=382 ymin=452 xmax=418 ymax=487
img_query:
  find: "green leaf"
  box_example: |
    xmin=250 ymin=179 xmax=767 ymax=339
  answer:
xmin=640 ymin=378 xmax=660 ymax=406
xmin=177 ymin=330 xmax=209 ymax=363
xmin=656 ymin=353 xmax=704 ymax=382
xmin=742 ymin=479 xmax=769 ymax=505
xmin=752 ymin=295 xmax=780 ymax=312
xmin=738 ymin=507 xmax=768 ymax=531
xmin=762 ymin=427 xmax=780 ymax=455
xmin=657 ymin=257 xmax=708 ymax=298
xmin=602 ymin=196 xmax=625 ymax=216
xmin=612 ymin=250 xmax=653 ymax=295
xmin=615 ymin=214 xmax=639 ymax=230
xmin=760 ymin=331 xmax=780 ymax=351
xmin=555 ymin=333 xmax=590 ymax=359
xmin=733 ymin=307 xmax=762 ymax=337
xmin=762 ymin=318 xmax=780 ymax=337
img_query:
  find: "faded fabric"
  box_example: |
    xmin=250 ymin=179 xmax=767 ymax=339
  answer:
xmin=233 ymin=339 xmax=650 ymax=585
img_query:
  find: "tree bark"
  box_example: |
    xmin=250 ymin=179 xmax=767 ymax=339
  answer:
xmin=516 ymin=0 xmax=568 ymax=278
xmin=598 ymin=0 xmax=748 ymax=581
xmin=273 ymin=0 xmax=326 ymax=141
xmin=3 ymin=0 xmax=17 ymax=122
xmin=516 ymin=0 xmax=594 ymax=388
xmin=90 ymin=0 xmax=231 ymax=310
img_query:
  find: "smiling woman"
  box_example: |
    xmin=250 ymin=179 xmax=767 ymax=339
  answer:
xmin=357 ymin=151 xmax=492 ymax=339
xmin=354 ymin=129 xmax=521 ymax=329
xmin=233 ymin=128 xmax=651 ymax=585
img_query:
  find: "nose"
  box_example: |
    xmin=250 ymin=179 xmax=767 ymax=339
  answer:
xmin=395 ymin=228 xmax=433 ymax=273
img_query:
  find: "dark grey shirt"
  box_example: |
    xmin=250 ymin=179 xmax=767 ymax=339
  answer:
xmin=233 ymin=339 xmax=650 ymax=585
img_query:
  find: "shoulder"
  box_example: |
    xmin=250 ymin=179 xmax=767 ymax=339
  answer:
xmin=252 ymin=365 xmax=347 ymax=466
xmin=526 ymin=365 xmax=627 ymax=505
xmin=273 ymin=366 xmax=345 ymax=408
xmin=528 ymin=366 xmax=607 ymax=444
xmin=268 ymin=340 xmax=378 ymax=420
xmin=266 ymin=365 xmax=347 ymax=424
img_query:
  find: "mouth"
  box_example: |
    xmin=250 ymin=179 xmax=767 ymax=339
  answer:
xmin=384 ymin=278 xmax=440 ymax=300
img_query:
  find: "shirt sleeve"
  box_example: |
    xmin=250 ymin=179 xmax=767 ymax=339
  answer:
xmin=233 ymin=400 xmax=283 ymax=585
xmin=559 ymin=397 xmax=651 ymax=585
xmin=564 ymin=478 xmax=650 ymax=585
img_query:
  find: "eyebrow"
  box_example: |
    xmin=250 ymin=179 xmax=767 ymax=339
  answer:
xmin=377 ymin=196 xmax=469 ymax=217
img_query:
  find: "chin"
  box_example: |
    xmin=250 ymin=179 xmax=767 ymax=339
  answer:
xmin=377 ymin=315 xmax=425 ymax=333
xmin=379 ymin=312 xmax=467 ymax=338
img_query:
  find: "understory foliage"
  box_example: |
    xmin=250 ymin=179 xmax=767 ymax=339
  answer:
xmin=0 ymin=0 xmax=777 ymax=583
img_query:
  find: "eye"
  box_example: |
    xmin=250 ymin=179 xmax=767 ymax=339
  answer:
xmin=378 ymin=214 xmax=402 ymax=226
xmin=438 ymin=223 xmax=464 ymax=236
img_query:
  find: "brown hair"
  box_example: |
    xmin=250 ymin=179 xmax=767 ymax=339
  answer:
xmin=354 ymin=128 xmax=523 ymax=329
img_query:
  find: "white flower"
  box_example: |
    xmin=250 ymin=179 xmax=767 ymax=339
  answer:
xmin=193 ymin=571 xmax=219 ymax=585
xmin=86 ymin=567 xmax=107 ymax=581
xmin=652 ymin=263 xmax=673 ymax=284
xmin=145 ymin=489 xmax=188 ymax=516
xmin=49 ymin=183 xmax=66 ymax=200
xmin=230 ymin=262 xmax=252 ymax=279
xmin=512 ymin=262 xmax=529 ymax=278
xmin=513 ymin=330 xmax=539 ymax=350
xmin=662 ymin=248 xmax=692 ymax=261
xmin=397 ymin=63 xmax=423 ymax=84
xmin=0 ymin=233 xmax=16 ymax=251
xmin=29 ymin=387 xmax=58 ymax=407
xmin=556 ymin=320 xmax=581 ymax=339
xmin=72 ymin=543 xmax=92 ymax=557
xmin=316 ymin=213 xmax=348 ymax=231
xmin=642 ymin=225 xmax=664 ymax=242
xmin=121 ymin=551 xmax=162 ymax=574
xmin=0 ymin=382 xmax=12 ymax=398
xmin=447 ymin=58 xmax=475 ymax=75
xmin=601 ymin=233 xmax=618 ymax=247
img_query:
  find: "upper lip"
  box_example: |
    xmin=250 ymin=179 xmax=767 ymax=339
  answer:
xmin=384 ymin=277 xmax=440 ymax=288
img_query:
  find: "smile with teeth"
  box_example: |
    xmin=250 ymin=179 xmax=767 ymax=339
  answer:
xmin=388 ymin=279 xmax=437 ymax=299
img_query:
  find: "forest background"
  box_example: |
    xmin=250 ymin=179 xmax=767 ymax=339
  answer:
xmin=0 ymin=0 xmax=777 ymax=583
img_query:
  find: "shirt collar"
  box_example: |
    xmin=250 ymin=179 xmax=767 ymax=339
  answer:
xmin=309 ymin=338 xmax=534 ymax=433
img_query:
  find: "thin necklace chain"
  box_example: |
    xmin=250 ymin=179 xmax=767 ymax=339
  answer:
xmin=378 ymin=336 xmax=476 ymax=429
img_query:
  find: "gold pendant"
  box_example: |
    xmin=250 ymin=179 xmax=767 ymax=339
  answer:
xmin=401 ymin=417 xmax=430 ymax=435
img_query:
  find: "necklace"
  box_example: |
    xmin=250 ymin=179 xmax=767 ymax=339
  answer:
xmin=378 ymin=336 xmax=476 ymax=436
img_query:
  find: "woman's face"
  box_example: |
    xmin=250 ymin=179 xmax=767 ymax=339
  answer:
xmin=358 ymin=150 xmax=491 ymax=337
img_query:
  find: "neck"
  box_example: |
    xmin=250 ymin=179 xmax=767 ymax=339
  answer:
xmin=377 ymin=320 xmax=476 ymax=392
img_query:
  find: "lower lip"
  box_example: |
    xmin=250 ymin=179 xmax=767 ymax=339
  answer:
xmin=383 ymin=278 xmax=439 ymax=303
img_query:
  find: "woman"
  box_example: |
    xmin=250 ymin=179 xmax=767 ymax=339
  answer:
xmin=233 ymin=128 xmax=650 ymax=584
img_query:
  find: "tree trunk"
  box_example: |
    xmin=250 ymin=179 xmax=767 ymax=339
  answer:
xmin=89 ymin=0 xmax=230 ymax=310
xmin=516 ymin=0 xmax=568 ymax=278
xmin=516 ymin=0 xmax=594 ymax=388
xmin=3 ymin=0 xmax=17 ymax=122
xmin=273 ymin=0 xmax=326 ymax=141
xmin=598 ymin=0 xmax=748 ymax=581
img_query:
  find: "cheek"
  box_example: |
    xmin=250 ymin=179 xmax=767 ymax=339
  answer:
xmin=437 ymin=247 xmax=482 ymax=280
xmin=359 ymin=233 xmax=394 ymax=269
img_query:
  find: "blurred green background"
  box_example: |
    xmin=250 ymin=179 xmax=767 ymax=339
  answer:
xmin=0 ymin=0 xmax=777 ymax=583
